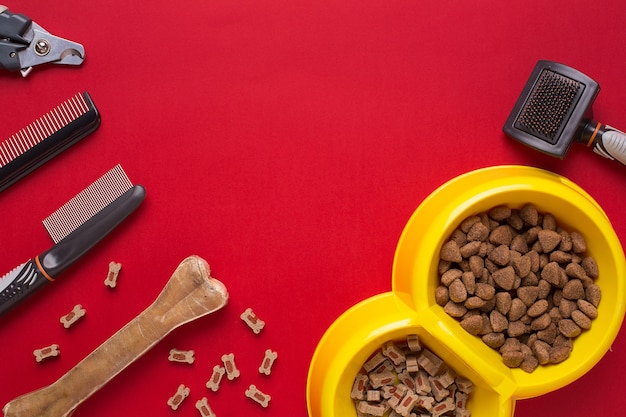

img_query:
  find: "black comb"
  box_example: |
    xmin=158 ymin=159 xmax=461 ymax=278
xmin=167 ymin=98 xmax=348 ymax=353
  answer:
xmin=503 ymin=60 xmax=626 ymax=165
xmin=0 ymin=92 xmax=100 ymax=192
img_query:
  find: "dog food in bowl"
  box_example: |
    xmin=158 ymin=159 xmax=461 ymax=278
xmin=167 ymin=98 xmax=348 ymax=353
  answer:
xmin=351 ymin=334 xmax=473 ymax=417
xmin=436 ymin=203 xmax=600 ymax=373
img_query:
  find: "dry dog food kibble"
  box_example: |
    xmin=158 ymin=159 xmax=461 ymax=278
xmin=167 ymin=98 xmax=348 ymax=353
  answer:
xmin=437 ymin=203 xmax=601 ymax=372
xmin=351 ymin=334 xmax=473 ymax=417
xmin=60 ymin=304 xmax=86 ymax=329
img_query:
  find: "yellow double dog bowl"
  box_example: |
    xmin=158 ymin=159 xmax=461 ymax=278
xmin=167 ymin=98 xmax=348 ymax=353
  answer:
xmin=307 ymin=166 xmax=625 ymax=417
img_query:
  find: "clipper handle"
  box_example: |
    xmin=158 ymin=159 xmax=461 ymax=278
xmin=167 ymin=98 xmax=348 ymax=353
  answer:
xmin=582 ymin=122 xmax=626 ymax=166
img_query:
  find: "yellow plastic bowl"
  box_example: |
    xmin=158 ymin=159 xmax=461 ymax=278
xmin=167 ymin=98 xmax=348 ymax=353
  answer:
xmin=307 ymin=166 xmax=625 ymax=417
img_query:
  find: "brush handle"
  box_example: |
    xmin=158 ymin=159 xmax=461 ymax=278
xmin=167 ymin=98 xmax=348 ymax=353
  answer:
xmin=584 ymin=122 xmax=626 ymax=165
xmin=2 ymin=256 xmax=229 ymax=417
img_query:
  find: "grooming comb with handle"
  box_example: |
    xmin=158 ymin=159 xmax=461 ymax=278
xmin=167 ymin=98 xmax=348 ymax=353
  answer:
xmin=0 ymin=164 xmax=145 ymax=317
xmin=503 ymin=60 xmax=626 ymax=165
xmin=0 ymin=92 xmax=100 ymax=192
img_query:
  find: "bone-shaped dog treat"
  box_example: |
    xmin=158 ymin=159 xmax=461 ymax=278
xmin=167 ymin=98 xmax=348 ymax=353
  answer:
xmin=240 ymin=307 xmax=265 ymax=334
xmin=245 ymin=384 xmax=271 ymax=408
xmin=104 ymin=262 xmax=122 ymax=288
xmin=33 ymin=344 xmax=60 ymax=363
xmin=221 ymin=353 xmax=240 ymax=380
xmin=258 ymin=349 xmax=278 ymax=375
xmin=60 ymin=304 xmax=86 ymax=329
xmin=168 ymin=348 xmax=195 ymax=364
xmin=167 ymin=384 xmax=190 ymax=410
xmin=3 ymin=256 xmax=228 ymax=417
xmin=205 ymin=365 xmax=226 ymax=392
xmin=195 ymin=397 xmax=216 ymax=417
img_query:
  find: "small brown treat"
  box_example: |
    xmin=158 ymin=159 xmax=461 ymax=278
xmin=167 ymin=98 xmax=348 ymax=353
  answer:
xmin=581 ymin=256 xmax=599 ymax=279
xmin=549 ymin=346 xmax=572 ymax=364
xmin=585 ymin=284 xmax=602 ymax=307
xmin=548 ymin=306 xmax=563 ymax=323
xmin=512 ymin=254 xmax=532 ymax=277
xmin=467 ymin=222 xmax=490 ymax=242
xmin=460 ymin=216 xmax=482 ymax=233
xmin=489 ymin=205 xmax=512 ymax=221
xmin=554 ymin=334 xmax=574 ymax=349
xmin=537 ymin=230 xmax=562 ymax=252
xmin=542 ymin=213 xmax=557 ymax=231
xmin=532 ymin=340 xmax=551 ymax=364
xmin=489 ymin=310 xmax=509 ymax=333
xmin=465 ymin=296 xmax=486 ymax=309
xmin=570 ymin=232 xmax=587 ymax=253
xmin=417 ymin=348 xmax=444 ymax=376
xmin=460 ymin=241 xmax=482 ymax=258
xmin=527 ymin=250 xmax=540 ymax=273
xmin=507 ymin=212 xmax=525 ymax=231
xmin=563 ymin=279 xmax=585 ymax=300
xmin=537 ymin=279 xmax=552 ymax=299
xmin=558 ymin=230 xmax=573 ymax=251
xmin=475 ymin=282 xmax=495 ymax=301
xmin=468 ymin=255 xmax=484 ymax=278
xmin=450 ymin=228 xmax=468 ymax=246
xmin=508 ymin=298 xmax=527 ymax=322
xmin=499 ymin=337 xmax=521 ymax=353
xmin=537 ymin=323 xmax=558 ymax=344
xmin=439 ymin=259 xmax=452 ymax=275
xmin=577 ymin=299 xmax=598 ymax=319
xmin=564 ymin=263 xmax=588 ymax=280
xmin=33 ymin=344 xmax=60 ymax=363
xmin=517 ymin=286 xmax=539 ymax=307
xmin=489 ymin=225 xmax=514 ymax=246
xmin=441 ymin=269 xmax=463 ymax=286
xmin=558 ymin=299 xmax=577 ymax=318
xmin=460 ymin=315 xmax=484 ymax=335
xmin=488 ymin=245 xmax=510 ymax=266
xmin=502 ymin=350 xmax=524 ymax=368
xmin=482 ymin=332 xmax=505 ymax=349
xmin=525 ymin=226 xmax=541 ymax=244
xmin=167 ymin=384 xmax=190 ymax=411
xmin=541 ymin=262 xmax=562 ymax=286
xmin=519 ymin=204 xmax=539 ymax=226
xmin=435 ymin=286 xmax=450 ymax=306
xmin=440 ymin=241 xmax=463 ymax=263
xmin=526 ymin=299 xmax=549 ymax=318
xmin=507 ymin=321 xmax=527 ymax=337
xmin=492 ymin=266 xmax=516 ymax=291
xmin=510 ymin=234 xmax=529 ymax=254
xmin=444 ymin=301 xmax=467 ymax=318
xmin=558 ymin=319 xmax=582 ymax=338
xmin=571 ymin=310 xmax=592 ymax=330
xmin=550 ymin=250 xmax=572 ymax=264
xmin=495 ymin=292 xmax=512 ymax=315
xmin=520 ymin=355 xmax=539 ymax=373
xmin=530 ymin=313 xmax=552 ymax=331
xmin=461 ymin=271 xmax=476 ymax=295
xmin=448 ymin=279 xmax=468 ymax=303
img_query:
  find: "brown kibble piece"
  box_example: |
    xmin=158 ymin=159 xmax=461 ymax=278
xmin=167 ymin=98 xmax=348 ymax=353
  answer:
xmin=467 ymin=222 xmax=490 ymax=242
xmin=527 ymin=299 xmax=549 ymax=318
xmin=495 ymin=292 xmax=512 ymax=315
xmin=517 ymin=286 xmax=539 ymax=307
xmin=571 ymin=310 xmax=592 ymax=330
xmin=570 ymin=232 xmax=587 ymax=253
xmin=492 ymin=266 xmax=516 ymax=291
xmin=440 ymin=241 xmax=463 ymax=263
xmin=563 ymin=279 xmax=585 ymax=300
xmin=558 ymin=319 xmax=581 ymax=338
xmin=449 ymin=279 xmax=468 ymax=303
xmin=489 ymin=206 xmax=511 ymax=221
xmin=577 ymin=299 xmax=598 ymax=319
xmin=581 ymin=257 xmax=599 ymax=279
xmin=441 ymin=269 xmax=463 ymax=286
xmin=541 ymin=262 xmax=562 ymax=286
xmin=520 ymin=355 xmax=539 ymax=373
xmin=460 ymin=241 xmax=482 ymax=258
xmin=537 ymin=230 xmax=562 ymax=252
xmin=510 ymin=235 xmax=529 ymax=254
xmin=475 ymin=282 xmax=495 ymax=300
xmin=585 ymin=284 xmax=601 ymax=307
xmin=508 ymin=298 xmax=527 ymax=322
xmin=490 ymin=310 xmax=509 ymax=333
xmin=542 ymin=213 xmax=557 ymax=231
xmin=519 ymin=204 xmax=539 ymax=226
xmin=502 ymin=350 xmax=525 ymax=368
xmin=549 ymin=346 xmax=572 ymax=364
xmin=489 ymin=225 xmax=514 ymax=246
xmin=512 ymin=255 xmax=532 ymax=277
xmin=435 ymin=286 xmax=449 ymax=306
xmin=507 ymin=321 xmax=527 ymax=338
xmin=488 ymin=245 xmax=510 ymax=266
xmin=530 ymin=313 xmax=552 ymax=331
xmin=564 ymin=263 xmax=588 ymax=280
xmin=460 ymin=315 xmax=484 ymax=335
xmin=482 ymin=332 xmax=505 ymax=349
xmin=444 ymin=301 xmax=467 ymax=318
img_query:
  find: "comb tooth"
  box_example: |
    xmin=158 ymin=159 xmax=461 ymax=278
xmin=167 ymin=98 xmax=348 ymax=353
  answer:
xmin=42 ymin=165 xmax=134 ymax=243
xmin=0 ymin=93 xmax=90 ymax=169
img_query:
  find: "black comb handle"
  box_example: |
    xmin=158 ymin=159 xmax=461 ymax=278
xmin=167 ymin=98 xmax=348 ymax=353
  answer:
xmin=581 ymin=121 xmax=626 ymax=165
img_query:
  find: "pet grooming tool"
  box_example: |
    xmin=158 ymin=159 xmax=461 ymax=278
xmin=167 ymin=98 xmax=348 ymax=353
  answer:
xmin=0 ymin=92 xmax=100 ymax=193
xmin=0 ymin=164 xmax=145 ymax=317
xmin=503 ymin=60 xmax=626 ymax=165
xmin=0 ymin=5 xmax=85 ymax=76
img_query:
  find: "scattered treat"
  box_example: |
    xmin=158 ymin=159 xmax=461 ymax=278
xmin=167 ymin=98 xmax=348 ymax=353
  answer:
xmin=240 ymin=307 xmax=265 ymax=334
xmin=258 ymin=349 xmax=278 ymax=375
xmin=60 ymin=304 xmax=86 ymax=329
xmin=104 ymin=261 xmax=122 ymax=288
xmin=167 ymin=384 xmax=190 ymax=411
xmin=33 ymin=344 xmax=60 ymax=363
xmin=168 ymin=348 xmax=195 ymax=364
xmin=221 ymin=353 xmax=240 ymax=380
xmin=195 ymin=397 xmax=216 ymax=417
xmin=245 ymin=384 xmax=271 ymax=408
xmin=206 ymin=365 xmax=226 ymax=392
xmin=437 ymin=203 xmax=601 ymax=372
xmin=351 ymin=334 xmax=473 ymax=417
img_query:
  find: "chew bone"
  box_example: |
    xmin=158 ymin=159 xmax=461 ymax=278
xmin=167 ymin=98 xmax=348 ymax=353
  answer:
xmin=60 ymin=304 xmax=86 ymax=329
xmin=168 ymin=349 xmax=195 ymax=364
xmin=205 ymin=365 xmax=226 ymax=392
xmin=195 ymin=397 xmax=216 ymax=417
xmin=245 ymin=384 xmax=271 ymax=408
xmin=33 ymin=344 xmax=60 ymax=363
xmin=258 ymin=349 xmax=278 ymax=375
xmin=240 ymin=307 xmax=265 ymax=334
xmin=3 ymin=256 xmax=228 ymax=417
xmin=167 ymin=384 xmax=189 ymax=410
xmin=104 ymin=262 xmax=121 ymax=288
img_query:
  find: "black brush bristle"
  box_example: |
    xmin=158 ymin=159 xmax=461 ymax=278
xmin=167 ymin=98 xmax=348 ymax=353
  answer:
xmin=515 ymin=69 xmax=584 ymax=145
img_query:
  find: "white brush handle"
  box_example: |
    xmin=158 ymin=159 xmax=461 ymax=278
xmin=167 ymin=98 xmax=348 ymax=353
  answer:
xmin=587 ymin=123 xmax=626 ymax=165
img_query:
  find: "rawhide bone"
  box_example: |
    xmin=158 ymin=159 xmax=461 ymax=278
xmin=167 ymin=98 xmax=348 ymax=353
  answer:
xmin=2 ymin=255 xmax=229 ymax=417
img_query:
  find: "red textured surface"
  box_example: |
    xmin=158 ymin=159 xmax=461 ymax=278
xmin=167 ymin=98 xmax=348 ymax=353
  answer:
xmin=1 ymin=1 xmax=626 ymax=416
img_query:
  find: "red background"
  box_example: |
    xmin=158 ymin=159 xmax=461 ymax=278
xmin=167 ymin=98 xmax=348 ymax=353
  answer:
xmin=2 ymin=1 xmax=626 ymax=416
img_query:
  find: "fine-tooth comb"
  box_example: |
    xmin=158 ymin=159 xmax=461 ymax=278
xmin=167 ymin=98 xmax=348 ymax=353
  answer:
xmin=0 ymin=91 xmax=100 ymax=192
xmin=0 ymin=164 xmax=145 ymax=317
